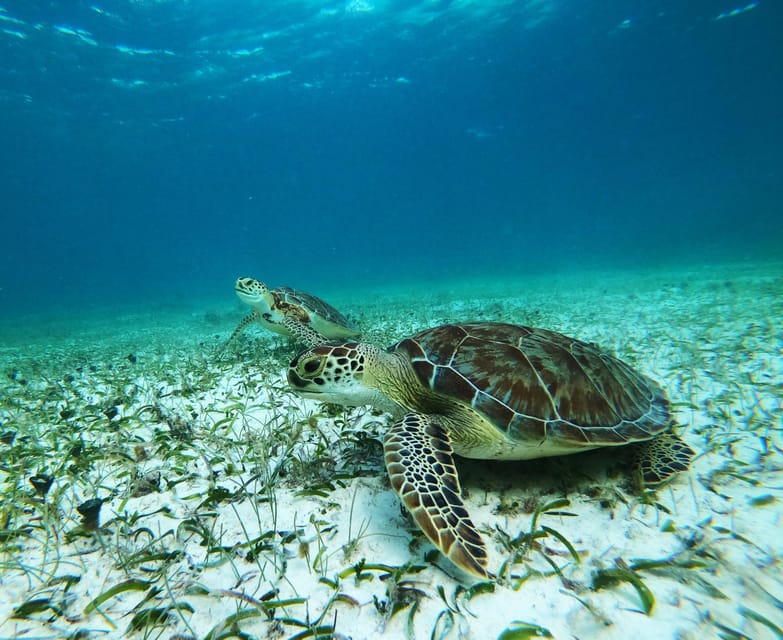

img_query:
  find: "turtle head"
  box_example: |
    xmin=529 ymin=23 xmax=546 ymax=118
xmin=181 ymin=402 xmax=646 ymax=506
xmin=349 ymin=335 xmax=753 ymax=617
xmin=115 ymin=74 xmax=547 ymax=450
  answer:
xmin=288 ymin=342 xmax=390 ymax=408
xmin=235 ymin=277 xmax=271 ymax=305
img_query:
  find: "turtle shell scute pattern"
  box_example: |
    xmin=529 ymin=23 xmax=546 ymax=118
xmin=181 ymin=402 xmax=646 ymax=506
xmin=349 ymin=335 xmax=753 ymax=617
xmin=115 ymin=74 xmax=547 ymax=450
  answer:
xmin=274 ymin=286 xmax=355 ymax=329
xmin=394 ymin=322 xmax=671 ymax=447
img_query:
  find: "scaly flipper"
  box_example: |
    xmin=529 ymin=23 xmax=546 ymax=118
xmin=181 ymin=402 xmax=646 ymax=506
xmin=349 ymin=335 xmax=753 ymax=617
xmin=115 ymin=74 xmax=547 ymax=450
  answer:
xmin=634 ymin=431 xmax=694 ymax=487
xmin=224 ymin=311 xmax=260 ymax=348
xmin=283 ymin=316 xmax=328 ymax=348
xmin=384 ymin=413 xmax=490 ymax=578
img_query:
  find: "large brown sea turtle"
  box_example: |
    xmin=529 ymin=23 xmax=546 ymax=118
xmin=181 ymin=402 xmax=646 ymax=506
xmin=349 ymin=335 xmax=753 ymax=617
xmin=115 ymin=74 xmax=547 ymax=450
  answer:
xmin=287 ymin=322 xmax=694 ymax=578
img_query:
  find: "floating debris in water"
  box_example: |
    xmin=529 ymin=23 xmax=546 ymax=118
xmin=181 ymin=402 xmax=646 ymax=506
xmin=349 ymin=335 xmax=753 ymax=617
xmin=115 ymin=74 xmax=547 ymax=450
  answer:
xmin=714 ymin=3 xmax=758 ymax=20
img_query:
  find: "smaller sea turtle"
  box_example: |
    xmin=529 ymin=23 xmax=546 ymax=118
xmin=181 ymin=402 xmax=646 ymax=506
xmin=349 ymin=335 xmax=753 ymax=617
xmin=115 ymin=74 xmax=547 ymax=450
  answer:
xmin=227 ymin=277 xmax=359 ymax=348
xmin=287 ymin=322 xmax=694 ymax=578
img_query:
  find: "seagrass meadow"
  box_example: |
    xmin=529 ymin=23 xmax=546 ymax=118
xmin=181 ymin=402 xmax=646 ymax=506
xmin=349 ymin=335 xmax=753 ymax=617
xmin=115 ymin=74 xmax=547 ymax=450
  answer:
xmin=1 ymin=261 xmax=781 ymax=640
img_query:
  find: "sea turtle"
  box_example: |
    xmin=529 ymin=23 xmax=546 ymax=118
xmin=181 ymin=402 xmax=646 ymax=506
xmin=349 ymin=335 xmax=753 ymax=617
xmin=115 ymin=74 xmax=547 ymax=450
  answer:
xmin=287 ymin=322 xmax=694 ymax=578
xmin=227 ymin=277 xmax=360 ymax=348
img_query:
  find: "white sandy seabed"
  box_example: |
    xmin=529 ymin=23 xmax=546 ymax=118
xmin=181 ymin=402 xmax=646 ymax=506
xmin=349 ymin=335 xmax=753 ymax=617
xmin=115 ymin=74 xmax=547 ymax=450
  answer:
xmin=0 ymin=261 xmax=781 ymax=640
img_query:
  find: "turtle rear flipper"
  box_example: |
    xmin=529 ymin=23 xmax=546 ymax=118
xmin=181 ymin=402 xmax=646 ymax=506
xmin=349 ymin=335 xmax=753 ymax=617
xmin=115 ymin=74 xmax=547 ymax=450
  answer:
xmin=384 ymin=413 xmax=490 ymax=579
xmin=633 ymin=431 xmax=694 ymax=487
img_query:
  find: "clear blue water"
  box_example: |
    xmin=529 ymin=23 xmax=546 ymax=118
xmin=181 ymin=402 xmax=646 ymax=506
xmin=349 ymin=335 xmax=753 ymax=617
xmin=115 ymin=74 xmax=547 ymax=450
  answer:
xmin=1 ymin=0 xmax=781 ymax=317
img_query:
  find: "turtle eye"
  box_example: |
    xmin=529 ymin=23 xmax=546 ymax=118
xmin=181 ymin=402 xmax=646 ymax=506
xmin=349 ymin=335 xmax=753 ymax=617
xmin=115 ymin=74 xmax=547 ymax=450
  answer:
xmin=302 ymin=358 xmax=321 ymax=375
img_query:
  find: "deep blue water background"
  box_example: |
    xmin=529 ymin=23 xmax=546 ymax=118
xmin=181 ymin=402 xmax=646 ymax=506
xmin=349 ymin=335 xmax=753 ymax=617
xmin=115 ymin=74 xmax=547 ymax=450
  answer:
xmin=1 ymin=0 xmax=781 ymax=316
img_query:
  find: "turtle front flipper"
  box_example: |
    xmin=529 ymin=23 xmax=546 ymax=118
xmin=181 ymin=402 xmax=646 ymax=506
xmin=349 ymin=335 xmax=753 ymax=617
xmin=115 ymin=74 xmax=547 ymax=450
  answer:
xmin=282 ymin=316 xmax=328 ymax=348
xmin=225 ymin=311 xmax=260 ymax=348
xmin=633 ymin=432 xmax=694 ymax=487
xmin=384 ymin=413 xmax=490 ymax=579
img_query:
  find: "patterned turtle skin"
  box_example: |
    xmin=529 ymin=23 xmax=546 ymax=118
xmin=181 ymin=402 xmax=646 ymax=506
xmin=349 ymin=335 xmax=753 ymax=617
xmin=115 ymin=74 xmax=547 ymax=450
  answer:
xmin=287 ymin=322 xmax=694 ymax=578
xmin=227 ymin=277 xmax=359 ymax=348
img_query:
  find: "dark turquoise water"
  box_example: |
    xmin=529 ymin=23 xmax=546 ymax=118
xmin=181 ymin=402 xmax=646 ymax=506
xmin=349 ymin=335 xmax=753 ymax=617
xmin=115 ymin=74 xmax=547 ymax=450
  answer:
xmin=1 ymin=1 xmax=781 ymax=316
